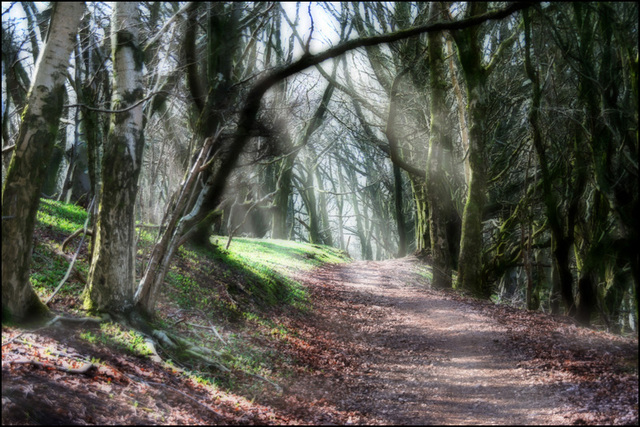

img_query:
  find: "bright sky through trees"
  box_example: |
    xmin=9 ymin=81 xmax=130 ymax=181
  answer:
xmin=280 ymin=2 xmax=342 ymax=58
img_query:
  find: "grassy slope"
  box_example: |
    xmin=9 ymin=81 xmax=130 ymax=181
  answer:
xmin=22 ymin=199 xmax=351 ymax=391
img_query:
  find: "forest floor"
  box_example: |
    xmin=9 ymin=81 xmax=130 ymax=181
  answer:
xmin=284 ymin=258 xmax=638 ymax=424
xmin=2 ymin=256 xmax=638 ymax=425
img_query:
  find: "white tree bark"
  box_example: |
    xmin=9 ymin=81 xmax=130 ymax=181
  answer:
xmin=1 ymin=2 xmax=85 ymax=321
xmin=85 ymin=2 xmax=145 ymax=314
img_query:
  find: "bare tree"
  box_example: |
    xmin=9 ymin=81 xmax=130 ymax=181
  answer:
xmin=2 ymin=2 xmax=85 ymax=321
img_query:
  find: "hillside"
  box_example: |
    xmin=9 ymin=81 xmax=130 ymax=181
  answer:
xmin=3 ymin=199 xmax=353 ymax=424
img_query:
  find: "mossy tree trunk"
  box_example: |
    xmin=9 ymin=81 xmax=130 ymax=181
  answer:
xmin=570 ymin=3 xmax=637 ymax=325
xmin=315 ymin=165 xmax=333 ymax=247
xmin=453 ymin=53 xmax=489 ymax=295
xmin=1 ymin=2 xmax=85 ymax=322
xmin=393 ymin=164 xmax=408 ymax=258
xmin=271 ymin=155 xmax=294 ymax=239
xmin=450 ymin=2 xmax=503 ymax=297
xmin=426 ymin=4 xmax=453 ymax=290
xmin=410 ymin=178 xmax=430 ymax=254
xmin=85 ymin=2 xmax=145 ymax=315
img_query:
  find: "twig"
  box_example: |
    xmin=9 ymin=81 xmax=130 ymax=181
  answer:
xmin=63 ymin=91 xmax=170 ymax=114
xmin=13 ymin=338 xmax=87 ymax=360
xmin=186 ymin=322 xmax=227 ymax=346
xmin=2 ymin=332 xmax=26 ymax=347
xmin=45 ymin=196 xmax=95 ymax=305
xmin=305 ymin=3 xmax=315 ymax=54
xmin=170 ymin=317 xmax=186 ymax=327
xmin=61 ymin=228 xmax=93 ymax=252
xmin=143 ymin=2 xmax=194 ymax=51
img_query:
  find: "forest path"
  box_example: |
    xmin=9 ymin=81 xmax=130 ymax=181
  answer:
xmin=294 ymin=257 xmax=568 ymax=425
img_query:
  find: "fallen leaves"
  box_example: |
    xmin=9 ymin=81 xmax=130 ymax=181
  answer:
xmin=462 ymin=297 xmax=639 ymax=425
xmin=2 ymin=256 xmax=638 ymax=425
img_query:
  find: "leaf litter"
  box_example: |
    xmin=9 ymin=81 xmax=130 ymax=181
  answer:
xmin=3 ymin=256 xmax=638 ymax=425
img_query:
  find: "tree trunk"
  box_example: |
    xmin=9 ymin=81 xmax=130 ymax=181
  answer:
xmin=450 ymin=3 xmax=491 ymax=297
xmin=1 ymin=2 xmax=85 ymax=322
xmin=455 ymin=73 xmax=489 ymax=296
xmin=315 ymin=165 xmax=333 ymax=247
xmin=301 ymin=160 xmax=321 ymax=245
xmin=271 ymin=156 xmax=293 ymax=239
xmin=135 ymin=136 xmax=220 ymax=315
xmin=393 ymin=164 xmax=407 ymax=258
xmin=410 ymin=178 xmax=430 ymax=254
xmin=85 ymin=2 xmax=145 ymax=314
xmin=445 ymin=36 xmax=470 ymax=185
xmin=523 ymin=9 xmax=578 ymax=316
xmin=426 ymin=10 xmax=453 ymax=290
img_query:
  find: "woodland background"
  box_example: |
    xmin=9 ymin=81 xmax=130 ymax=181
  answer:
xmin=1 ymin=2 xmax=638 ymax=332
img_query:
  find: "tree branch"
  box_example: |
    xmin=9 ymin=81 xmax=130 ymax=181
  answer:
xmin=189 ymin=1 xmax=534 ymax=255
xmin=63 ymin=91 xmax=171 ymax=114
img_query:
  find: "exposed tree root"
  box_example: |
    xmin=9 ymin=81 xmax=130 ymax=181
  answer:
xmin=156 ymin=329 xmax=230 ymax=373
xmin=114 ymin=312 xmax=231 ymax=374
xmin=143 ymin=337 xmax=165 ymax=365
xmin=3 ymin=314 xmax=107 ymax=347
xmin=3 ymin=358 xmax=97 ymax=376
xmin=13 ymin=338 xmax=88 ymax=361
xmin=45 ymin=313 xmax=110 ymax=328
xmin=186 ymin=321 xmax=227 ymax=345
xmin=61 ymin=228 xmax=94 ymax=253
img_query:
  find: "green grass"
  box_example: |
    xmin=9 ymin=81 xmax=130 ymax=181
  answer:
xmin=214 ymin=236 xmax=349 ymax=273
xmin=30 ymin=198 xmax=353 ymax=396
xmin=80 ymin=323 xmax=153 ymax=357
xmin=33 ymin=199 xmax=350 ymax=312
xmin=37 ymin=199 xmax=87 ymax=234
xmin=158 ymin=236 xmax=351 ymax=390
xmin=29 ymin=242 xmax=87 ymax=299
xmin=179 ymin=236 xmax=350 ymax=309
xmin=31 ymin=200 xmax=91 ymax=302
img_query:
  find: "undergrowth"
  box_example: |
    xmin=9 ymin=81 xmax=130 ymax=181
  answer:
xmin=27 ymin=198 xmax=351 ymax=396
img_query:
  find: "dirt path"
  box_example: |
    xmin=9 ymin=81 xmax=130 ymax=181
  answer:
xmin=287 ymin=257 xmax=635 ymax=425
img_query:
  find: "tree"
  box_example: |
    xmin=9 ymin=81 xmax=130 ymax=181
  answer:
xmin=2 ymin=2 xmax=85 ymax=321
xmin=134 ymin=2 xmax=275 ymax=315
xmin=84 ymin=1 xmax=145 ymax=315
xmin=426 ymin=3 xmax=454 ymax=289
xmin=449 ymin=3 xmax=521 ymax=297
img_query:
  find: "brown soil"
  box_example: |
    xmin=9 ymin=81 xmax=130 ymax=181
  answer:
xmin=3 ymin=256 xmax=638 ymax=425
